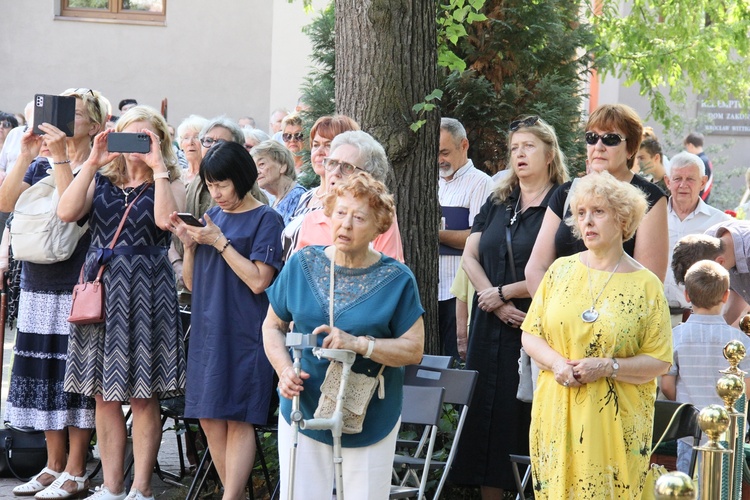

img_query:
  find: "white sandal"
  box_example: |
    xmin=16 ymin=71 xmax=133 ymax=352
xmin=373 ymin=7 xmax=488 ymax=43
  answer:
xmin=12 ymin=468 xmax=61 ymax=496
xmin=34 ymin=472 xmax=89 ymax=499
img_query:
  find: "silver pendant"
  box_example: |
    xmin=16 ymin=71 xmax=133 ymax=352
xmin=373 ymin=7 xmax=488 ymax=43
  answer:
xmin=581 ymin=308 xmax=599 ymax=323
xmin=509 ymin=213 xmax=517 ymax=225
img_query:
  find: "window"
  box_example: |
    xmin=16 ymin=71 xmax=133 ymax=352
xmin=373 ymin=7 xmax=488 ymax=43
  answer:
xmin=59 ymin=0 xmax=166 ymax=25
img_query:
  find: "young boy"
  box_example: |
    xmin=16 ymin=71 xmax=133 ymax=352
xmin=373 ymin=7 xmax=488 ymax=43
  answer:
xmin=661 ymin=260 xmax=750 ymax=473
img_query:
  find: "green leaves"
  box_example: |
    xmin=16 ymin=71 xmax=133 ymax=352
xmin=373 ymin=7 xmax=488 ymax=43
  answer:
xmin=592 ymin=0 xmax=750 ymax=129
xmin=437 ymin=0 xmax=487 ymax=72
xmin=410 ymin=90 xmax=445 ymax=132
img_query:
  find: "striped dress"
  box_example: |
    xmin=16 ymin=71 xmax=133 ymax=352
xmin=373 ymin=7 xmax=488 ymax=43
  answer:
xmin=64 ymin=174 xmax=185 ymax=401
xmin=5 ymin=159 xmax=95 ymax=430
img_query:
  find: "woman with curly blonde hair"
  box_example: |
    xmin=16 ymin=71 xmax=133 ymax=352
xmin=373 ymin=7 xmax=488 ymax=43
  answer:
xmin=522 ymin=171 xmax=672 ymax=499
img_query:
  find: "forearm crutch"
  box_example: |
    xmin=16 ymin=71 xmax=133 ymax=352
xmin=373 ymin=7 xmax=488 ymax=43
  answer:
xmin=284 ymin=333 xmax=356 ymax=500
xmin=299 ymin=347 xmax=356 ymax=500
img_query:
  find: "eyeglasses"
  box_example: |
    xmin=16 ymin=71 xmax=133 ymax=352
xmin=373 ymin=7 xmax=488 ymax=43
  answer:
xmin=200 ymin=137 xmax=223 ymax=148
xmin=0 ymin=120 xmax=13 ymax=129
xmin=323 ymin=157 xmax=362 ymax=176
xmin=282 ymin=132 xmax=304 ymax=142
xmin=509 ymin=116 xmax=540 ymax=132
xmin=585 ymin=131 xmax=627 ymax=147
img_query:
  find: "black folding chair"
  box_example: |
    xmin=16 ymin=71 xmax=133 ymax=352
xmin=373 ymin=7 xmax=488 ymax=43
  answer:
xmin=390 ymin=385 xmax=446 ymax=499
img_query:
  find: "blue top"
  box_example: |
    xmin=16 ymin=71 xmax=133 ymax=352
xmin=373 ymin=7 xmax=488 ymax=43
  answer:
xmin=185 ymin=204 xmax=284 ymax=422
xmin=274 ymin=184 xmax=307 ymax=226
xmin=266 ymin=245 xmax=424 ymax=447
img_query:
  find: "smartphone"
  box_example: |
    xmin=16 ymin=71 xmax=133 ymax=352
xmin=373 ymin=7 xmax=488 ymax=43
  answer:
xmin=107 ymin=132 xmax=151 ymax=153
xmin=32 ymin=94 xmax=76 ymax=137
xmin=177 ymin=213 xmax=204 ymax=227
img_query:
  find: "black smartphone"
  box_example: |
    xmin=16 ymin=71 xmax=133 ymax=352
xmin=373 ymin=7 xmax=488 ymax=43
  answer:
xmin=177 ymin=213 xmax=204 ymax=227
xmin=107 ymin=132 xmax=151 ymax=153
xmin=32 ymin=94 xmax=76 ymax=137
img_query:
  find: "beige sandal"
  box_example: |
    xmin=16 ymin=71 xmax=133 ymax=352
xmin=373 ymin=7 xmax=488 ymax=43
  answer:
xmin=12 ymin=468 xmax=61 ymax=496
xmin=34 ymin=472 xmax=89 ymax=499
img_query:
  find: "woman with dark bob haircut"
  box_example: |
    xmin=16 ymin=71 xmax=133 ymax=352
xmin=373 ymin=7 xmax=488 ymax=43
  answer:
xmin=170 ymin=141 xmax=285 ymax=498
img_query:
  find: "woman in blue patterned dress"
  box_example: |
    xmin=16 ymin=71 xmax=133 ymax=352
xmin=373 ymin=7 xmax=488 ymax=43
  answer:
xmin=170 ymin=141 xmax=284 ymax=499
xmin=0 ymin=88 xmax=106 ymax=499
xmin=58 ymin=106 xmax=186 ymax=500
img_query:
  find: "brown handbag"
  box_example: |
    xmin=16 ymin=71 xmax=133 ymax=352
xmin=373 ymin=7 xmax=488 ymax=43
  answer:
xmin=68 ymin=183 xmax=149 ymax=325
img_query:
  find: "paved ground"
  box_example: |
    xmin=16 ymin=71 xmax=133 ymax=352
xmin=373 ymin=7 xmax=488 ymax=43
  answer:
xmin=0 ymin=325 xmax=211 ymax=500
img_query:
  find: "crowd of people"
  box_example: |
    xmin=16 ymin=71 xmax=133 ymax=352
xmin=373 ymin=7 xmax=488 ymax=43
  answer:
xmin=0 ymin=89 xmax=747 ymax=500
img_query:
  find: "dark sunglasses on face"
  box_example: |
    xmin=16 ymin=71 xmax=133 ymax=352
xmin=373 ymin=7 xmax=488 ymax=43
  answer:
xmin=323 ymin=157 xmax=362 ymax=176
xmin=585 ymin=131 xmax=627 ymax=147
xmin=283 ymin=132 xmax=304 ymax=142
xmin=200 ymin=137 xmax=223 ymax=148
xmin=509 ymin=116 xmax=540 ymax=131
xmin=0 ymin=120 xmax=13 ymax=129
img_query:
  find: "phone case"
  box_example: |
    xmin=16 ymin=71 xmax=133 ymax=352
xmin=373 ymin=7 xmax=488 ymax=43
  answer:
xmin=32 ymin=94 xmax=76 ymax=137
xmin=107 ymin=133 xmax=151 ymax=153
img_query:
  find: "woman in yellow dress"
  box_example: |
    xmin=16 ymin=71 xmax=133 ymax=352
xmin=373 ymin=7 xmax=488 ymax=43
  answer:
xmin=521 ymin=171 xmax=672 ymax=499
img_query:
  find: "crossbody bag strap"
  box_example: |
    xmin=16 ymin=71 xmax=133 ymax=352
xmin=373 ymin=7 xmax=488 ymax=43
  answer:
xmin=650 ymin=403 xmax=690 ymax=455
xmin=505 ymin=224 xmax=518 ymax=284
xmin=81 ymin=182 xmax=151 ymax=284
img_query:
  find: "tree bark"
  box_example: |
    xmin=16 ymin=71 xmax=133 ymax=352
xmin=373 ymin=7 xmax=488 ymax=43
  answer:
xmin=335 ymin=0 xmax=440 ymax=354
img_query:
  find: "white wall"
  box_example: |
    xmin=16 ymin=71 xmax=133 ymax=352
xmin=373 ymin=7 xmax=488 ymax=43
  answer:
xmin=0 ymin=0 xmax=325 ymax=132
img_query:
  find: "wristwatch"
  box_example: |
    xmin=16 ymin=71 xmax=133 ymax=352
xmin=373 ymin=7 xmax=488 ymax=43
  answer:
xmin=611 ymin=358 xmax=620 ymax=379
xmin=364 ymin=336 xmax=376 ymax=359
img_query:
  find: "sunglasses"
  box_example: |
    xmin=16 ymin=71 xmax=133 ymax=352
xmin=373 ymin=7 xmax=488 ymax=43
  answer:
xmin=283 ymin=132 xmax=304 ymax=142
xmin=323 ymin=157 xmax=362 ymax=176
xmin=585 ymin=131 xmax=627 ymax=147
xmin=509 ymin=116 xmax=539 ymax=132
xmin=200 ymin=137 xmax=223 ymax=148
xmin=70 ymin=88 xmax=102 ymax=118
xmin=0 ymin=120 xmax=13 ymax=129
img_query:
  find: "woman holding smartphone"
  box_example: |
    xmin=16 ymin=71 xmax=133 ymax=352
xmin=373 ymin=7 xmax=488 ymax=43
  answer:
xmin=170 ymin=141 xmax=284 ymax=499
xmin=0 ymin=88 xmax=106 ymax=499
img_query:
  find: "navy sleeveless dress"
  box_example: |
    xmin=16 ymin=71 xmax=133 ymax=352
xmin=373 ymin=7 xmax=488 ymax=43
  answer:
xmin=64 ymin=174 xmax=185 ymax=401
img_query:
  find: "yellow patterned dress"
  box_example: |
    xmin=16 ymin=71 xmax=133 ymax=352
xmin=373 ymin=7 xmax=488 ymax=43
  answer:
xmin=521 ymin=255 xmax=672 ymax=499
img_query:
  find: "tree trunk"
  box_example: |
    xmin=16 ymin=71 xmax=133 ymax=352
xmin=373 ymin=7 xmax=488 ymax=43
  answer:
xmin=335 ymin=0 xmax=440 ymax=354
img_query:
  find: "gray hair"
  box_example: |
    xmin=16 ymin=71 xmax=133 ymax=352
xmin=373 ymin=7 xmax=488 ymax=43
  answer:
xmin=200 ymin=116 xmax=244 ymax=144
xmin=330 ymin=131 xmax=391 ymax=183
xmin=250 ymin=140 xmax=296 ymax=180
xmin=243 ymin=128 xmax=271 ymax=148
xmin=440 ymin=117 xmax=467 ymax=145
xmin=177 ymin=115 xmax=209 ymax=141
xmin=669 ymin=151 xmax=705 ymax=177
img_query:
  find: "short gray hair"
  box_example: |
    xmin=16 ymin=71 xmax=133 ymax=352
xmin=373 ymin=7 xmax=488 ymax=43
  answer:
xmin=177 ymin=115 xmax=209 ymax=141
xmin=243 ymin=128 xmax=271 ymax=148
xmin=440 ymin=117 xmax=467 ymax=145
xmin=669 ymin=151 xmax=705 ymax=177
xmin=330 ymin=131 xmax=390 ymax=183
xmin=200 ymin=116 xmax=244 ymax=144
xmin=250 ymin=140 xmax=296 ymax=180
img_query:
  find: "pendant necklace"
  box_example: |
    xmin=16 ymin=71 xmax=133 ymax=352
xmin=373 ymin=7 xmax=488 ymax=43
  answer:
xmin=120 ymin=185 xmax=136 ymax=205
xmin=509 ymin=184 xmax=551 ymax=225
xmin=581 ymin=252 xmax=624 ymax=323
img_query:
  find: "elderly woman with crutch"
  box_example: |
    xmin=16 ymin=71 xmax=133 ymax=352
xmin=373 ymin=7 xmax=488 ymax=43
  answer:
xmin=263 ymin=171 xmax=425 ymax=499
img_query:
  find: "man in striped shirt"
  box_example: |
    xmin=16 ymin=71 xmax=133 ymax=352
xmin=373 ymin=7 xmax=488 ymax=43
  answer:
xmin=438 ymin=118 xmax=493 ymax=359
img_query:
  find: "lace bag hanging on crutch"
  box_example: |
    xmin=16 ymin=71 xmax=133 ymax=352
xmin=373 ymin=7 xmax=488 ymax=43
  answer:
xmin=313 ymin=248 xmax=385 ymax=433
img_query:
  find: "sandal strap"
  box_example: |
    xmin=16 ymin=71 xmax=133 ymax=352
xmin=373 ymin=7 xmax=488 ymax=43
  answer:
xmin=37 ymin=467 xmax=63 ymax=480
xmin=48 ymin=472 xmax=88 ymax=489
